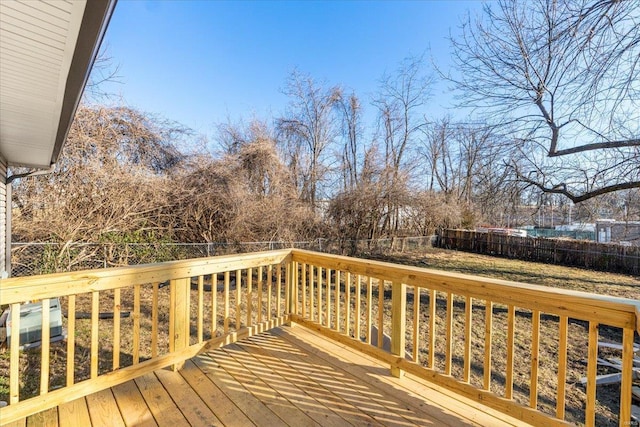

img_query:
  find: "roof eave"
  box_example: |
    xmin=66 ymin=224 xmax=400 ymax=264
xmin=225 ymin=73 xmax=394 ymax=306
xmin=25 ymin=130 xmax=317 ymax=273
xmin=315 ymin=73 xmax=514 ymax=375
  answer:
xmin=48 ymin=0 xmax=118 ymax=167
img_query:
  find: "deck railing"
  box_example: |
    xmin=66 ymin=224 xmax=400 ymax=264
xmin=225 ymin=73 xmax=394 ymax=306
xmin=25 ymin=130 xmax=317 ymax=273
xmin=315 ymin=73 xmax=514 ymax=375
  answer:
xmin=0 ymin=249 xmax=638 ymax=426
xmin=0 ymin=250 xmax=292 ymax=425
xmin=289 ymin=249 xmax=640 ymax=427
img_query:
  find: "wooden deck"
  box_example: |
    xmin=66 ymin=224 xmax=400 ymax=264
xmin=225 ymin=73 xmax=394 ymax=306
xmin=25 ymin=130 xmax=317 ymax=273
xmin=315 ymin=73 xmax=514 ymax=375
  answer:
xmin=10 ymin=325 xmax=528 ymax=427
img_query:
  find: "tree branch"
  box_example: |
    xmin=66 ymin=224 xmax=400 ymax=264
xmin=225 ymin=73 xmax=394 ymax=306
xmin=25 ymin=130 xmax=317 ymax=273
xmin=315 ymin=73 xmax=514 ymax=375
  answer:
xmin=548 ymin=138 xmax=640 ymax=156
xmin=516 ymin=171 xmax=640 ymax=203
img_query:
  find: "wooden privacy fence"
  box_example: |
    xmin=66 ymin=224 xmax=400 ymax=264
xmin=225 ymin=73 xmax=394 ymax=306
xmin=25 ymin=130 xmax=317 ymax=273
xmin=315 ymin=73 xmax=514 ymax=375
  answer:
xmin=1 ymin=249 xmax=639 ymax=426
xmin=436 ymin=228 xmax=640 ymax=275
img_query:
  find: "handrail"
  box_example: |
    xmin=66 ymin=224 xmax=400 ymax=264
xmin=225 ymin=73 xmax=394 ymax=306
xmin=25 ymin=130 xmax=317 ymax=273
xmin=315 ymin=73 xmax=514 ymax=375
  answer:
xmin=289 ymin=249 xmax=640 ymax=426
xmin=0 ymin=249 xmax=291 ymax=304
xmin=290 ymin=249 xmax=640 ymax=332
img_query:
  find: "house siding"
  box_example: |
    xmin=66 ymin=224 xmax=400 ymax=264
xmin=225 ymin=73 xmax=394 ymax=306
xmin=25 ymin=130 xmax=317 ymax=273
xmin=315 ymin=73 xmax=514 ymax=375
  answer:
xmin=0 ymin=155 xmax=6 ymax=275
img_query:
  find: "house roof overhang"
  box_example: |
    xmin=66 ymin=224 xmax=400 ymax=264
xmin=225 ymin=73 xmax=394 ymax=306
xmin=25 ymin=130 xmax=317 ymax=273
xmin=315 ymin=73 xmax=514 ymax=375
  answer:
xmin=0 ymin=0 xmax=117 ymax=169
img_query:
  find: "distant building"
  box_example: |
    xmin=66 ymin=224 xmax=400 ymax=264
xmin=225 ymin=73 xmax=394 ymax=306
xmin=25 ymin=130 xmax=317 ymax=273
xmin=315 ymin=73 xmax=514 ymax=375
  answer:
xmin=596 ymin=220 xmax=640 ymax=246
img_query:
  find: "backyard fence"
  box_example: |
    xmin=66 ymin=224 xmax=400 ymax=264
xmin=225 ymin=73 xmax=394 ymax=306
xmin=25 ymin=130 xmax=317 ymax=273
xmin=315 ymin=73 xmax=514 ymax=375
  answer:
xmin=9 ymin=236 xmax=435 ymax=277
xmin=435 ymin=228 xmax=640 ymax=275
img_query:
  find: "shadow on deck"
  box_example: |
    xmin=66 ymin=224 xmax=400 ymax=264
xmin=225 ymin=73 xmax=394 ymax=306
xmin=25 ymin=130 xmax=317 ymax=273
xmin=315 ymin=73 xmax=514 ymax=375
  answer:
xmin=11 ymin=325 xmax=526 ymax=427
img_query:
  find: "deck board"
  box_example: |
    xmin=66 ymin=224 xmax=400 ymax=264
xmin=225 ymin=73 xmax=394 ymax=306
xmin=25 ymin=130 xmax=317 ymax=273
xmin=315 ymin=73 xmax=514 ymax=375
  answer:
xmin=154 ymin=367 xmax=222 ymax=426
xmin=270 ymin=328 xmax=463 ymax=426
xmin=233 ymin=338 xmax=384 ymax=426
xmin=85 ymin=389 xmax=125 ymax=427
xmin=25 ymin=407 xmax=57 ymax=427
xmin=57 ymin=398 xmax=91 ymax=427
xmin=134 ymin=372 xmax=189 ymax=427
xmin=111 ymin=380 xmax=158 ymax=427
xmin=191 ymin=353 xmax=286 ymax=426
xmin=180 ymin=359 xmax=255 ymax=426
xmin=275 ymin=326 xmax=526 ymax=426
xmin=19 ymin=325 xmax=532 ymax=427
xmin=211 ymin=348 xmax=320 ymax=426
xmin=223 ymin=343 xmax=355 ymax=426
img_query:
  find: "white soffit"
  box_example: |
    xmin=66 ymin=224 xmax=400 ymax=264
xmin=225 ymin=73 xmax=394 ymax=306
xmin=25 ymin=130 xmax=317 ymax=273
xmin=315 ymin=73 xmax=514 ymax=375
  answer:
xmin=0 ymin=0 xmax=115 ymax=169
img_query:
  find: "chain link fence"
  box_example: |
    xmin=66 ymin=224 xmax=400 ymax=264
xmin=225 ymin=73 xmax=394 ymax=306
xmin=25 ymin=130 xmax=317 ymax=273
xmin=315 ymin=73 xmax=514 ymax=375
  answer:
xmin=10 ymin=236 xmax=436 ymax=277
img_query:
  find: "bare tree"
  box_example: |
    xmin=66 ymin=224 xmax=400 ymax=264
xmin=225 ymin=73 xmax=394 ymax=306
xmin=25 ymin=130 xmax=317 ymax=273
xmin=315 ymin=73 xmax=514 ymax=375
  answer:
xmin=420 ymin=119 xmax=524 ymax=226
xmin=276 ymin=71 xmax=341 ymax=211
xmin=12 ymin=106 xmax=187 ymax=244
xmin=373 ymin=56 xmax=434 ymax=234
xmin=449 ymin=0 xmax=640 ymax=203
xmin=327 ymin=145 xmax=388 ymax=252
xmin=336 ymin=91 xmax=362 ymax=191
xmin=174 ymin=128 xmax=319 ymax=244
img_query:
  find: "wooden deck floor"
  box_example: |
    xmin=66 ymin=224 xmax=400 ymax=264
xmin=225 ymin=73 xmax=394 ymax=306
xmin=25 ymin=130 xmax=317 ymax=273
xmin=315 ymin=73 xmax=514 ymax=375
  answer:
xmin=10 ymin=325 xmax=529 ymax=426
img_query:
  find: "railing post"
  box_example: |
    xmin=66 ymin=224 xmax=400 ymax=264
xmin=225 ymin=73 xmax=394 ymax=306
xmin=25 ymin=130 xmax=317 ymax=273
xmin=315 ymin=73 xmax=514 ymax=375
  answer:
xmin=169 ymin=278 xmax=190 ymax=371
xmin=390 ymin=281 xmax=406 ymax=378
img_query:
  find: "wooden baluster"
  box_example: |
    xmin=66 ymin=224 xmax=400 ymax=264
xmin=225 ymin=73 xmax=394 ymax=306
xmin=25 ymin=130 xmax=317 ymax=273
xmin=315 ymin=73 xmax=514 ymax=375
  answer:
xmin=9 ymin=303 xmax=20 ymax=404
xmin=285 ymin=262 xmax=291 ymax=315
xmin=276 ymin=264 xmax=282 ymax=316
xmin=464 ymin=295 xmax=472 ymax=382
xmin=378 ymin=279 xmax=384 ymax=348
xmin=412 ymin=286 xmax=420 ymax=363
xmin=366 ymin=277 xmax=372 ymax=344
xmin=113 ymin=288 xmax=121 ymax=370
xmin=151 ymin=283 xmax=159 ymax=357
xmin=484 ymin=300 xmax=493 ymax=391
xmin=335 ymin=270 xmax=341 ymax=331
xmin=344 ymin=272 xmax=351 ymax=335
xmin=506 ymin=305 xmax=515 ymax=399
xmin=236 ymin=269 xmax=242 ymax=328
xmin=247 ymin=268 xmax=253 ymax=326
xmin=67 ymin=295 xmax=76 ymax=386
xmin=620 ymin=327 xmax=634 ymax=425
xmin=326 ymin=268 xmax=331 ymax=328
xmin=309 ymin=265 xmax=315 ymax=322
xmin=355 ymin=274 xmax=361 ymax=340
xmin=530 ymin=309 xmax=540 ymax=408
xmin=445 ymin=292 xmax=453 ymax=375
xmin=211 ymin=274 xmax=218 ymax=338
xmin=224 ymin=271 xmax=230 ymax=334
xmin=316 ymin=266 xmax=323 ymax=325
xmin=267 ymin=265 xmax=273 ymax=319
xmin=40 ymin=298 xmax=50 ymax=395
xmin=390 ymin=281 xmax=406 ymax=378
xmin=317 ymin=266 xmax=323 ymax=325
xmin=428 ymin=289 xmax=436 ymax=369
xmin=301 ymin=263 xmax=307 ymax=318
xmin=291 ymin=261 xmax=297 ymax=315
xmin=197 ymin=276 xmax=204 ymax=343
xmin=91 ymin=291 xmax=99 ymax=378
xmin=257 ymin=267 xmax=263 ymax=324
xmin=585 ymin=322 xmax=598 ymax=426
xmin=556 ymin=315 xmax=568 ymax=420
xmin=133 ymin=285 xmax=141 ymax=363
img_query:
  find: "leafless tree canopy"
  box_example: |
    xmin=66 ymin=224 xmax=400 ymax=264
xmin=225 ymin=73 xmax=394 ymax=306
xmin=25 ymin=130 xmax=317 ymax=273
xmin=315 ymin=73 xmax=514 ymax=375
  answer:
xmin=276 ymin=71 xmax=341 ymax=212
xmin=449 ymin=0 xmax=640 ymax=202
xmin=12 ymin=15 xmax=640 ymax=253
xmin=12 ymin=106 xmax=186 ymax=243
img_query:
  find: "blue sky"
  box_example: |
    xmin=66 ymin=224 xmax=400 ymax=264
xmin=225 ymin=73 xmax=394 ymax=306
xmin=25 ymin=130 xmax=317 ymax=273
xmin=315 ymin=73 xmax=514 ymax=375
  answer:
xmin=98 ymin=1 xmax=482 ymax=140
